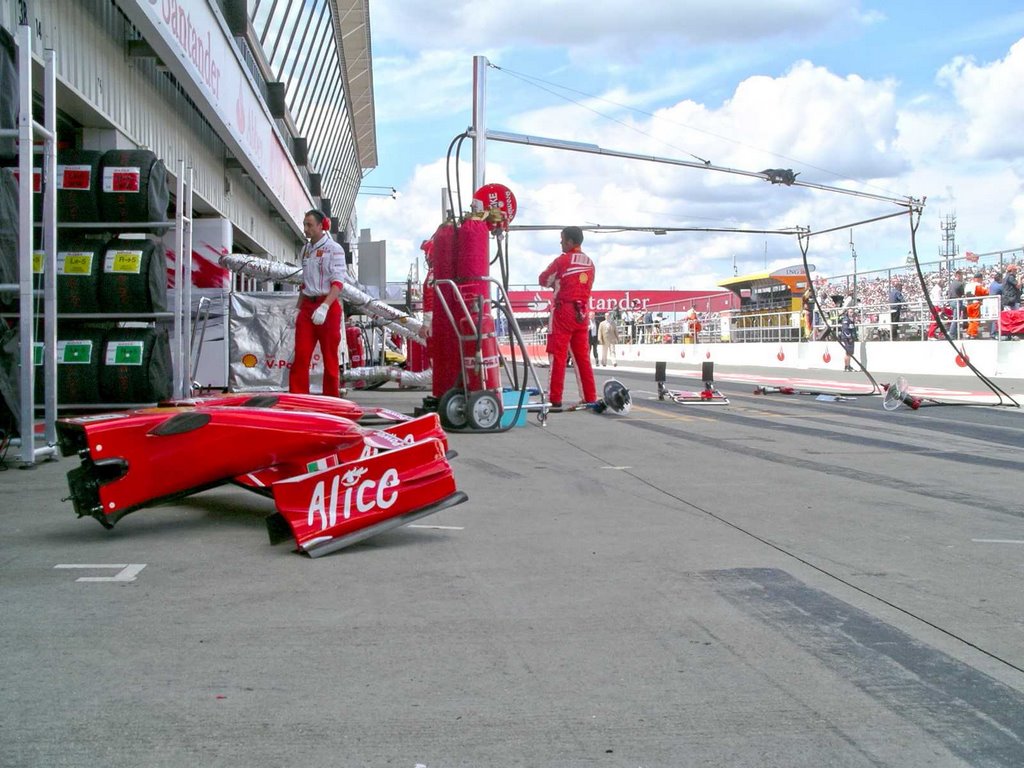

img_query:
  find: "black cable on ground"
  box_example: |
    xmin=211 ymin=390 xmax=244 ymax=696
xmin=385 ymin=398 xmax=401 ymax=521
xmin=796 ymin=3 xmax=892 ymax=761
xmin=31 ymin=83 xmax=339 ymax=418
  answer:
xmin=551 ymin=429 xmax=1024 ymax=678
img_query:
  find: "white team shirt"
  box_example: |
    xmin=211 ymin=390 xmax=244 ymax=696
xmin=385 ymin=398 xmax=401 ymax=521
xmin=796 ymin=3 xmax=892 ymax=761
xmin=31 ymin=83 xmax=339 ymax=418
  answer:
xmin=299 ymin=234 xmax=347 ymax=297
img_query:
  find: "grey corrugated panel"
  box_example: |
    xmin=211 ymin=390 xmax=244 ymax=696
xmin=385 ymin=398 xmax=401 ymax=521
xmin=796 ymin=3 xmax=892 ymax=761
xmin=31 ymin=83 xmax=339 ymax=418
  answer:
xmin=40 ymin=0 xmax=332 ymax=257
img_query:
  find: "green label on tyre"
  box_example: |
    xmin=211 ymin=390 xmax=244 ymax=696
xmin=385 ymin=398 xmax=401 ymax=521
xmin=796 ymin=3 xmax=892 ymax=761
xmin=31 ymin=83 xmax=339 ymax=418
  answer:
xmin=106 ymin=341 xmax=144 ymax=366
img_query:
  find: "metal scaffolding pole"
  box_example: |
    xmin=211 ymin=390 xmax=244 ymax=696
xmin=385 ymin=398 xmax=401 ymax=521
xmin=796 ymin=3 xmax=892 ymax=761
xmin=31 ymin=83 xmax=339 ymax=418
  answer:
xmin=1 ymin=26 xmax=59 ymax=466
xmin=471 ymin=55 xmax=488 ymax=197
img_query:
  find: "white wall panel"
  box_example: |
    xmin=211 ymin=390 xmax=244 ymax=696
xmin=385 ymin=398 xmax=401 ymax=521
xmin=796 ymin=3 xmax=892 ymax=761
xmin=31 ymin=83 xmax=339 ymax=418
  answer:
xmin=14 ymin=0 xmax=300 ymax=261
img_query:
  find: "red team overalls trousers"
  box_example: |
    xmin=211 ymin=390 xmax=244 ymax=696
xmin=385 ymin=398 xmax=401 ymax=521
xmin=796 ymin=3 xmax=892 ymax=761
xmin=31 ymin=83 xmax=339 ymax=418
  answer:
xmin=547 ymin=300 xmax=597 ymax=405
xmin=290 ymin=296 xmax=342 ymax=397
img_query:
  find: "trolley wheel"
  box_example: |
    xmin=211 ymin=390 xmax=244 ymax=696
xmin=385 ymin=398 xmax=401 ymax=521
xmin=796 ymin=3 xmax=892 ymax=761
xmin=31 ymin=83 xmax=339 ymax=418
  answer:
xmin=438 ymin=388 xmax=468 ymax=430
xmin=467 ymin=390 xmax=502 ymax=430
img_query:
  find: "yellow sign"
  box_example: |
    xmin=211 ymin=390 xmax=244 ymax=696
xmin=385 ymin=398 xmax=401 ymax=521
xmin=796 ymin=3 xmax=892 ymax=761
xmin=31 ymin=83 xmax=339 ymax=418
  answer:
xmin=32 ymin=251 xmax=43 ymax=274
xmin=58 ymin=252 xmax=94 ymax=275
xmin=107 ymin=251 xmax=143 ymax=274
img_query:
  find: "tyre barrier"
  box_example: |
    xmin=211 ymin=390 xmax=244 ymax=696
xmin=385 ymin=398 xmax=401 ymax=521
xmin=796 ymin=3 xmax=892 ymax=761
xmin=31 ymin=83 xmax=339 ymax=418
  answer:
xmin=98 ymin=236 xmax=167 ymax=314
xmin=99 ymin=327 xmax=173 ymax=403
xmin=98 ymin=149 xmax=170 ymax=224
xmin=56 ymin=236 xmax=105 ymax=314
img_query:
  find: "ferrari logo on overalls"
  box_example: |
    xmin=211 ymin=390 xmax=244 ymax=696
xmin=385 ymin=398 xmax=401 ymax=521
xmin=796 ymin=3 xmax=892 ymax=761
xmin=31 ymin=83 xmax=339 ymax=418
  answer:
xmin=580 ymin=274 xmax=589 ymax=284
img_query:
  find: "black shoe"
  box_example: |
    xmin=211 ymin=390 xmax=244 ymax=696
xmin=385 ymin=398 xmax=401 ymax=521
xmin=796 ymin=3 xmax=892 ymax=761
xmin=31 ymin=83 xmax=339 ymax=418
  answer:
xmin=549 ymin=402 xmax=563 ymax=412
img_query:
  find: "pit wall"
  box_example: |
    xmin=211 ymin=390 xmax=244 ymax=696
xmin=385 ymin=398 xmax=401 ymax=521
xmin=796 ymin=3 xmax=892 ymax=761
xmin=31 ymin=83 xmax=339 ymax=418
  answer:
xmin=620 ymin=340 xmax=1024 ymax=377
xmin=510 ymin=340 xmax=1024 ymax=379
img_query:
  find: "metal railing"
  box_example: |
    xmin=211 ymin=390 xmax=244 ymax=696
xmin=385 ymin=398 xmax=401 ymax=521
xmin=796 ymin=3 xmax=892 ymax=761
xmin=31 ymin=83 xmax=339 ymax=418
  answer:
xmin=524 ymin=297 xmax=1008 ymax=348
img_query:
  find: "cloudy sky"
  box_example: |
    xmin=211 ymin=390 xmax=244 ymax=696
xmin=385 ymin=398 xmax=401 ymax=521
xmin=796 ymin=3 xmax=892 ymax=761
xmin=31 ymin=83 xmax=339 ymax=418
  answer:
xmin=357 ymin=1 xmax=1024 ymax=290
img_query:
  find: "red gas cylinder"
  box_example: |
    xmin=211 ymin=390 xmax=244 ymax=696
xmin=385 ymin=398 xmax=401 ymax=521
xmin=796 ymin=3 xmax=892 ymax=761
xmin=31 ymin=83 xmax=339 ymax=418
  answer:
xmin=407 ymin=338 xmax=428 ymax=372
xmin=455 ymin=218 xmax=490 ymax=280
xmin=458 ymin=288 xmax=500 ymax=392
xmin=346 ymin=324 xmax=366 ymax=389
xmin=410 ymin=266 xmax=433 ymax=374
xmin=346 ymin=325 xmax=365 ymax=369
xmin=454 ymin=218 xmax=498 ymax=392
xmin=429 ymin=223 xmax=460 ymax=397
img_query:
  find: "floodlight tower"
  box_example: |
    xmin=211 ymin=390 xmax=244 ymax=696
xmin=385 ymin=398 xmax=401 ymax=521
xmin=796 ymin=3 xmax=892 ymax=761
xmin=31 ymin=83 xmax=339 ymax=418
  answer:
xmin=940 ymin=214 xmax=958 ymax=274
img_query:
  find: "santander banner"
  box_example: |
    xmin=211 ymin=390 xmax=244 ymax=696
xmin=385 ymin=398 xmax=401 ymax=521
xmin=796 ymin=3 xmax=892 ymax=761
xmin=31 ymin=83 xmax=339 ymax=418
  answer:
xmin=506 ymin=289 xmax=738 ymax=315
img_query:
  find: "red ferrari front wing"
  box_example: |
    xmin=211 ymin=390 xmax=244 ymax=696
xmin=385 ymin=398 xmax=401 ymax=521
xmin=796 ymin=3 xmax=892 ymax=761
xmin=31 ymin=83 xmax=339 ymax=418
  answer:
xmin=163 ymin=392 xmax=415 ymax=425
xmin=164 ymin=392 xmax=367 ymax=420
xmin=57 ymin=407 xmax=466 ymax=554
xmin=233 ymin=413 xmax=450 ymax=496
xmin=269 ymin=439 xmax=466 ymax=558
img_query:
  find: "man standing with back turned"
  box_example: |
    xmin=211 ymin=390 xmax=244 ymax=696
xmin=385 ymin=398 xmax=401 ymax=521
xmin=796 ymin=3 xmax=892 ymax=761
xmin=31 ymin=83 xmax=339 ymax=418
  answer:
xmin=289 ymin=209 xmax=347 ymax=397
xmin=538 ymin=226 xmax=598 ymax=410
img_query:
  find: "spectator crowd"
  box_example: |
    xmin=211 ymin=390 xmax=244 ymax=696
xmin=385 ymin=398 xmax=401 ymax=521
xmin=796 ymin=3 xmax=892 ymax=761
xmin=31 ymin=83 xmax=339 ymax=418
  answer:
xmin=597 ymin=261 xmax=1024 ymax=345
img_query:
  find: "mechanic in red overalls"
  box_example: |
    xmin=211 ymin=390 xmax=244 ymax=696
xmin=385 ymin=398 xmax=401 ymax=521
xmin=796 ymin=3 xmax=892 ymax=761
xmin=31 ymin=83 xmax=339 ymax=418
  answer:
xmin=289 ymin=209 xmax=347 ymax=397
xmin=538 ymin=226 xmax=598 ymax=410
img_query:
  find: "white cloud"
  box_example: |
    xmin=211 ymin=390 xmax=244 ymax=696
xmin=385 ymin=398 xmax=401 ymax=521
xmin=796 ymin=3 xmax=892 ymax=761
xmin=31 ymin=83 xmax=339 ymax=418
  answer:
xmin=935 ymin=38 xmax=1024 ymax=161
xmin=371 ymin=50 xmax=476 ymax=124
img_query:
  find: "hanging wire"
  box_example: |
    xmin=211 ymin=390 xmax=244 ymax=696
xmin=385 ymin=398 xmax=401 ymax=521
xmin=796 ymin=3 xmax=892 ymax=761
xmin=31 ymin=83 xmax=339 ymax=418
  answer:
xmin=489 ymin=62 xmax=913 ymax=202
xmin=490 ymin=63 xmax=713 ymax=166
xmin=798 ymin=229 xmax=884 ymax=397
xmin=903 ymin=207 xmax=1020 ymax=408
xmin=444 ymin=131 xmax=470 ymax=223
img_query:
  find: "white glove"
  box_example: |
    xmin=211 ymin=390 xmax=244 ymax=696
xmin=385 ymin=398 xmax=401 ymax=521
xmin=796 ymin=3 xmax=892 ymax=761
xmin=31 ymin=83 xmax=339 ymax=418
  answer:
xmin=311 ymin=303 xmax=329 ymax=326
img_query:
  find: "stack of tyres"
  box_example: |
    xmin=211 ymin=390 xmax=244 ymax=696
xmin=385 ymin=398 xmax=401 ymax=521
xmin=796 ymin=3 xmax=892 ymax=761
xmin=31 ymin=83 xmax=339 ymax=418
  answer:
xmin=56 ymin=150 xmax=104 ymax=223
xmin=0 ymin=169 xmax=15 ymax=297
xmin=28 ymin=150 xmax=104 ymax=223
xmin=98 ymin=149 xmax=170 ymax=225
xmin=100 ymin=327 xmax=173 ymax=404
xmin=56 ymin=236 xmax=105 ymax=314
xmin=0 ymin=28 xmax=15 ymax=162
xmin=98 ymin=236 xmax=167 ymax=313
xmin=35 ymin=327 xmax=106 ymax=405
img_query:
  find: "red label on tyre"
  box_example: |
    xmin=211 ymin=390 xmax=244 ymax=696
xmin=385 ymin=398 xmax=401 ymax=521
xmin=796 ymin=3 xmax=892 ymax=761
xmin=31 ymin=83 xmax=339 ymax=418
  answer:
xmin=103 ymin=167 xmax=141 ymax=193
xmin=59 ymin=166 xmax=92 ymax=190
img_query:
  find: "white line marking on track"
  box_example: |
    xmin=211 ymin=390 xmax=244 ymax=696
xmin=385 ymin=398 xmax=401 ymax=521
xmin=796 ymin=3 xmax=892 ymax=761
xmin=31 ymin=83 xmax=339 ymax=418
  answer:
xmin=407 ymin=524 xmax=464 ymax=531
xmin=971 ymin=539 xmax=1024 ymax=544
xmin=54 ymin=563 xmax=147 ymax=582
xmin=600 ymin=466 xmax=632 ymax=470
